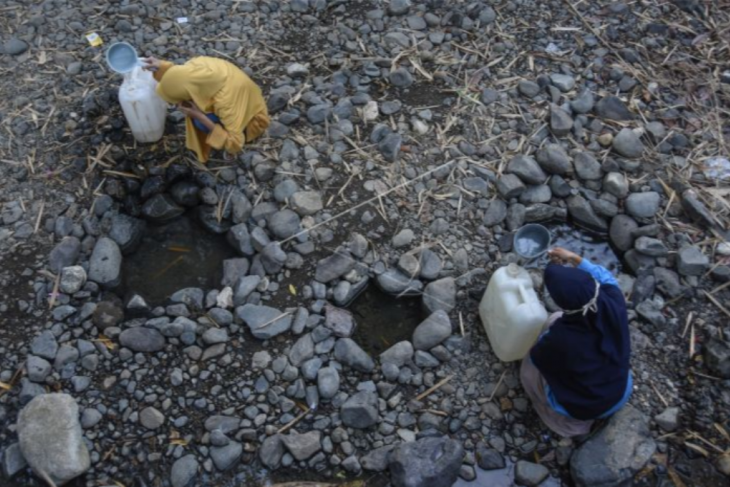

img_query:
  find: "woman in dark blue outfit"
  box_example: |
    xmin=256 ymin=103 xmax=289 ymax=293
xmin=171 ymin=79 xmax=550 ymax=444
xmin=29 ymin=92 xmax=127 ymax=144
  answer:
xmin=520 ymin=247 xmax=632 ymax=437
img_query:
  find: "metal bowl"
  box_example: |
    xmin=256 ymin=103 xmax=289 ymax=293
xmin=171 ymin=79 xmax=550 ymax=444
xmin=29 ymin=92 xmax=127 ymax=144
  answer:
xmin=513 ymin=224 xmax=552 ymax=259
xmin=106 ymin=42 xmax=139 ymax=74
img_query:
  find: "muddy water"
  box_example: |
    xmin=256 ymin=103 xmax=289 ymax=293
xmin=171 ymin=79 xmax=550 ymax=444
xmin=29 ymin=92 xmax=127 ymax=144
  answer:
xmin=349 ymin=286 xmax=426 ymax=355
xmin=121 ymin=214 xmax=236 ymax=305
xmin=524 ymin=223 xmax=621 ymax=273
xmin=453 ymin=460 xmax=563 ymax=487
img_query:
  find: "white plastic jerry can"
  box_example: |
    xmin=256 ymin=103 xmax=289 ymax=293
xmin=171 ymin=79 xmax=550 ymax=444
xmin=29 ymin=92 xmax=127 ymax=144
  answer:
xmin=118 ymin=66 xmax=167 ymax=143
xmin=479 ymin=263 xmax=548 ymax=362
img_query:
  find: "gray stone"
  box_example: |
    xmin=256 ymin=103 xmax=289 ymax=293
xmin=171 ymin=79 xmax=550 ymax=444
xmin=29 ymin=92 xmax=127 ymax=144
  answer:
xmin=380 ymin=341 xmax=414 ymax=367
xmin=315 ymin=250 xmax=355 ymax=283
xmin=389 ymin=436 xmax=464 ymax=487
xmin=286 ymin=62 xmax=309 ymax=78
xmin=81 ymin=409 xmax=102 ymax=429
xmin=54 ymin=345 xmax=79 ymax=370
xmin=18 ymin=394 xmax=90 ymax=486
xmin=170 ymin=288 xmax=204 ymax=310
xmin=507 ymin=155 xmax=547 ymax=185
xmin=268 ymin=209 xmax=300 ymax=239
xmin=422 ymin=277 xmax=456 ymax=314
xmin=392 ymin=229 xmax=414 ymax=248
xmin=483 ymin=199 xmax=507 ymax=226
xmin=109 ymin=215 xmax=146 ymax=254
xmin=390 ymin=67 xmax=414 ymax=87
xmin=653 ymin=268 xmax=686 ymax=299
xmin=1 ymin=442 xmax=27 ymax=478
xmin=476 ymin=444 xmax=505 ymax=470
xmin=141 ymin=194 xmax=184 ymax=222
xmin=568 ymin=195 xmax=608 ymax=233
xmin=4 ymin=38 xmax=29 ymax=55
xmin=49 ymin=237 xmax=81 ymax=272
xmin=288 ymin=334 xmax=315 ymax=366
xmin=654 ymin=407 xmax=680 ymax=432
xmin=705 ymin=339 xmax=730 ymax=378
xmin=119 ymin=327 xmax=165 ymax=353
xmin=379 ymin=133 xmax=403 ymax=162
xmin=341 ymin=391 xmax=379 ymax=429
xmin=515 ymin=460 xmax=549 ymax=487
xmin=290 ymin=191 xmax=323 ymax=216
xmin=625 ymin=194 xmax=662 ymax=222
xmin=204 ymin=416 xmax=241 ymax=434
xmin=227 ymin=224 xmax=254 ymax=256
xmin=210 ymin=442 xmax=242 ymax=471
xmin=140 ymin=407 xmax=165 ymax=430
xmin=376 ymin=269 xmax=423 ymax=295
xmin=88 ymin=237 xmax=122 ymax=288
xmin=60 ymin=266 xmax=86 ymax=294
xmin=612 ymin=128 xmax=644 ymax=158
xmin=570 ymin=405 xmax=656 ymax=487
xmin=413 ymin=310 xmax=452 ymax=350
xmin=677 ymin=246 xmax=709 ymax=276
xmin=202 ymin=328 xmax=228 ymax=345
xmin=571 ymin=90 xmax=595 ymax=114
xmin=171 ymin=455 xmax=198 ymax=487
xmin=282 ymin=431 xmax=322 ymax=461
xmin=317 ymin=366 xmax=340 ymax=399
xmin=634 ymin=237 xmax=668 ymax=257
xmin=497 ymin=174 xmax=526 ymax=199
xmin=419 ymin=249 xmax=442 ymax=280
xmin=518 ymin=80 xmax=541 ymax=98
xmin=260 ymin=435 xmax=285 ymax=469
xmin=334 ymin=338 xmax=375 ymax=372
xmin=574 ymin=152 xmax=602 ymax=180
xmin=519 ymin=185 xmax=552 ymax=205
xmin=361 ymin=445 xmax=396 ymax=472
xmin=31 ymin=331 xmax=58 ymax=360
xmin=389 ymin=0 xmax=410 ymax=15
xmin=550 ymin=104 xmax=574 ymax=136
xmin=604 ymin=173 xmax=629 ymax=198
xmin=609 ymin=215 xmax=638 ymax=252
xmin=27 ymin=356 xmax=52 ymax=383
xmin=236 ymin=304 xmax=292 ymax=339
xmin=595 ymin=96 xmax=634 ymax=121
xmin=550 ymin=73 xmax=575 ymax=92
xmin=324 ymin=304 xmax=355 ymax=338
xmin=536 ymin=144 xmax=572 ymax=175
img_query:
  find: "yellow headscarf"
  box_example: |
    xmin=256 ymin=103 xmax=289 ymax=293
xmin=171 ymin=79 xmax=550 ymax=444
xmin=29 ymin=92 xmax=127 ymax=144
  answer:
xmin=156 ymin=58 xmax=226 ymax=112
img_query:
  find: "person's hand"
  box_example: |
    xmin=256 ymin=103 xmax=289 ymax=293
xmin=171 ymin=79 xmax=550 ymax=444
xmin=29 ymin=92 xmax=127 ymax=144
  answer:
xmin=548 ymin=247 xmax=582 ymax=266
xmin=141 ymin=57 xmax=161 ymax=71
xmin=177 ymin=101 xmax=203 ymax=118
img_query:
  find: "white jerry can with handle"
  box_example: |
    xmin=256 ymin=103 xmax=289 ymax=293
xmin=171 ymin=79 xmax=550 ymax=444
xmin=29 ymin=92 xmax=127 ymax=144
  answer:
xmin=479 ymin=263 xmax=548 ymax=362
xmin=118 ymin=66 xmax=167 ymax=143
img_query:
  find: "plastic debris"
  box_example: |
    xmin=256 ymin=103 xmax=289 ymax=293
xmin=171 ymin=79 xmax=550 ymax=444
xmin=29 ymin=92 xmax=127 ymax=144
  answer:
xmin=702 ymin=157 xmax=730 ymax=181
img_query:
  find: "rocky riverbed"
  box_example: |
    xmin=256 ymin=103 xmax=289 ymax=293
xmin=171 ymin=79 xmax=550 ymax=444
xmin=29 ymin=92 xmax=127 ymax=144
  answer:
xmin=1 ymin=1 xmax=730 ymax=486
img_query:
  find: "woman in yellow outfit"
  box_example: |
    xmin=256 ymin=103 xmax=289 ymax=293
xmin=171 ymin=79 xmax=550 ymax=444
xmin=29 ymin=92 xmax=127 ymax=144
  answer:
xmin=143 ymin=56 xmax=269 ymax=163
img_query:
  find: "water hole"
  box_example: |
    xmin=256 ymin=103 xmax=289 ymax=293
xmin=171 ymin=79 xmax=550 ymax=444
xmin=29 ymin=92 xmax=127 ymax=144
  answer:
xmin=523 ymin=223 xmax=621 ymax=273
xmin=349 ymin=285 xmax=426 ymax=356
xmin=121 ymin=214 xmax=236 ymax=306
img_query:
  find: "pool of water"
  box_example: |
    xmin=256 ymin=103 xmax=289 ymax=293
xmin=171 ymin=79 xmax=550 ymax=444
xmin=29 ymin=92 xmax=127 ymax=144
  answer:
xmin=349 ymin=285 xmax=426 ymax=355
xmin=121 ymin=214 xmax=237 ymax=306
xmin=524 ymin=223 xmax=621 ymax=273
xmin=453 ymin=460 xmax=563 ymax=487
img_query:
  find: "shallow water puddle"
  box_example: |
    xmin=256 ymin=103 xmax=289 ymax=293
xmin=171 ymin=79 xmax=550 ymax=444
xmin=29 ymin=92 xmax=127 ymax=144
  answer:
xmin=122 ymin=214 xmax=236 ymax=305
xmin=349 ymin=285 xmax=425 ymax=356
xmin=524 ymin=223 xmax=621 ymax=273
xmin=453 ymin=461 xmax=563 ymax=487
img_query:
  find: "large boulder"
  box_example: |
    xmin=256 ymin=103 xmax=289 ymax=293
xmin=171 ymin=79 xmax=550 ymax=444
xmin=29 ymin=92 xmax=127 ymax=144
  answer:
xmin=571 ymin=405 xmax=656 ymax=487
xmin=389 ymin=436 xmax=464 ymax=487
xmin=17 ymin=394 xmax=91 ymax=486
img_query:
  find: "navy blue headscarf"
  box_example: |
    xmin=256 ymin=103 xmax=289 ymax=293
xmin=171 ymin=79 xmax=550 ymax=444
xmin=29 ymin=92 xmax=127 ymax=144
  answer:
xmin=530 ymin=264 xmax=631 ymax=420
